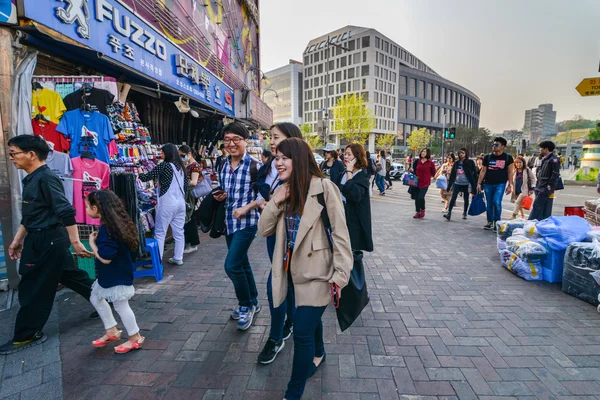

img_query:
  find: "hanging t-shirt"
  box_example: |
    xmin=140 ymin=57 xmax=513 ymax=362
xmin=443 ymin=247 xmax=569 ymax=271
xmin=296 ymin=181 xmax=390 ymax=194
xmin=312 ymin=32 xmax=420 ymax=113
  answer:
xmin=31 ymin=88 xmax=67 ymax=124
xmin=71 ymin=157 xmax=110 ymax=225
xmin=45 ymin=151 xmax=74 ymax=205
xmin=63 ymin=88 xmax=115 ymax=116
xmin=31 ymin=119 xmax=70 ymax=153
xmin=57 ymin=110 xmax=114 ymax=163
xmin=483 ymin=152 xmax=514 ymax=185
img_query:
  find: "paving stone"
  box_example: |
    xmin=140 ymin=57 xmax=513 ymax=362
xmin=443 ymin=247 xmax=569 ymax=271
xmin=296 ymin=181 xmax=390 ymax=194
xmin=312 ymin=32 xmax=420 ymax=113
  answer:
xmin=0 ymin=368 xmax=43 ymax=398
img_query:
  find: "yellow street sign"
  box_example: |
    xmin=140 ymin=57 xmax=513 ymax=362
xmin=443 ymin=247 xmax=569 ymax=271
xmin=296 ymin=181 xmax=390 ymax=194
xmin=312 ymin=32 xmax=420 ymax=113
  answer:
xmin=576 ymin=77 xmax=600 ymax=97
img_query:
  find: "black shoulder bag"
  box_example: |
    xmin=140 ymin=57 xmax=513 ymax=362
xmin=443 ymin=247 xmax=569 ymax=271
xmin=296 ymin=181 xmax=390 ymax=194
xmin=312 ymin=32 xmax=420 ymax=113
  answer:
xmin=317 ymin=192 xmax=369 ymax=332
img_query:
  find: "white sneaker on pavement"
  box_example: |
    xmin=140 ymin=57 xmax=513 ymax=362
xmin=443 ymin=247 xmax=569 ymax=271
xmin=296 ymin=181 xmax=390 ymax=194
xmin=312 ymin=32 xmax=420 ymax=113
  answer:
xmin=183 ymin=245 xmax=198 ymax=254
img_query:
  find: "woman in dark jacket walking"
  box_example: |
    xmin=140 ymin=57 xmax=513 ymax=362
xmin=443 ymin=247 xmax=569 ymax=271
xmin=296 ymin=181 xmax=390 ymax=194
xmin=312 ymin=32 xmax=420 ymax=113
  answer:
xmin=443 ymin=148 xmax=477 ymax=221
xmin=337 ymin=143 xmax=374 ymax=253
xmin=411 ymin=148 xmax=437 ymax=219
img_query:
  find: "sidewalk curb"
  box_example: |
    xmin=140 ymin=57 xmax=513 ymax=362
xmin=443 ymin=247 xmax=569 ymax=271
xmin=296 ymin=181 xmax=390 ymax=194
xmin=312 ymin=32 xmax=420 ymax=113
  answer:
xmin=564 ymin=180 xmax=595 ymax=186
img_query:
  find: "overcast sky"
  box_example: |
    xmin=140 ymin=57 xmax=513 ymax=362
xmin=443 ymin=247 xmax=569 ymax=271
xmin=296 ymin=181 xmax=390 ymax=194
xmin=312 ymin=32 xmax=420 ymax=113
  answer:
xmin=259 ymin=0 xmax=600 ymax=133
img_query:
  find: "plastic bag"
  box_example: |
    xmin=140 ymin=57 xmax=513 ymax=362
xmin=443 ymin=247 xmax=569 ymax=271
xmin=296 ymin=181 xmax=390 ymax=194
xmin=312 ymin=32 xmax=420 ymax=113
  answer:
xmin=523 ymin=220 xmax=540 ymax=239
xmin=536 ymin=237 xmax=566 ymax=283
xmin=496 ymin=219 xmax=527 ymax=240
xmin=536 ymin=216 xmax=591 ymax=251
xmin=586 ymin=230 xmax=600 ymax=242
xmin=503 ymin=252 xmax=543 ymax=281
xmin=562 ymin=242 xmax=600 ymax=305
xmin=499 ymin=249 xmax=515 ymax=268
xmin=506 ymin=235 xmax=547 ymax=262
xmin=468 ymin=193 xmax=486 ymax=216
xmin=497 ymin=237 xmax=507 ymax=252
xmin=513 ymin=228 xmax=525 ymax=236
xmin=521 ymin=195 xmax=533 ymax=211
xmin=436 ymin=175 xmax=448 ymax=190
xmin=403 ymin=173 xmax=418 ymax=188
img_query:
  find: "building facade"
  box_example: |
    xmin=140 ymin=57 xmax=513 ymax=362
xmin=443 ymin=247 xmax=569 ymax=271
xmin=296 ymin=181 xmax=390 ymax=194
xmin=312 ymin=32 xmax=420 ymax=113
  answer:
xmin=263 ymin=60 xmax=304 ymax=126
xmin=523 ymin=104 xmax=557 ymax=143
xmin=302 ymin=26 xmax=480 ymax=150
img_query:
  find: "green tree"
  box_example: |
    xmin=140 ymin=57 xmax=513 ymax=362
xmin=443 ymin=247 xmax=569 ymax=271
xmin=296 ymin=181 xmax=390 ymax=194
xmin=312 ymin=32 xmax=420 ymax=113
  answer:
xmin=332 ymin=93 xmax=376 ymax=144
xmin=300 ymin=122 xmax=324 ymax=150
xmin=406 ymin=127 xmax=431 ymax=151
xmin=299 ymin=123 xmax=312 ymax=136
xmin=375 ymin=133 xmax=396 ymax=151
xmin=588 ymin=126 xmax=600 ymax=141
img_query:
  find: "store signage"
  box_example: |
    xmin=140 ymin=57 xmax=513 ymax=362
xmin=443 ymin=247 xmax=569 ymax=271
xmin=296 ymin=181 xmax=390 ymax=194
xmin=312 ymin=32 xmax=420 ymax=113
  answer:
xmin=21 ymin=0 xmax=234 ymax=116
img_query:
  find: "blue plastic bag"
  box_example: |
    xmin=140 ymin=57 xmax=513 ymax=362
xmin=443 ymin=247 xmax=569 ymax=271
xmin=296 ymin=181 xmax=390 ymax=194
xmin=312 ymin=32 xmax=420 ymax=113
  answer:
xmin=436 ymin=175 xmax=448 ymax=190
xmin=468 ymin=193 xmax=486 ymax=216
xmin=535 ymin=216 xmax=591 ymax=251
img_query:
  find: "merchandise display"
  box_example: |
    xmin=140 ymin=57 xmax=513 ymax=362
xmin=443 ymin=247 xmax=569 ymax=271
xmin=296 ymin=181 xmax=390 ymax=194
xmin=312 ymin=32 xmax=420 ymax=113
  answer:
xmin=500 ymin=248 xmax=542 ymax=281
xmin=57 ymin=109 xmax=115 ymax=163
xmin=506 ymin=235 xmax=547 ymax=262
xmin=45 ymin=150 xmax=74 ymax=205
xmin=72 ymin=156 xmax=110 ymax=225
xmin=64 ymin=87 xmax=114 ymax=116
xmin=31 ymin=87 xmax=66 ymax=124
xmin=31 ymin=118 xmax=70 ymax=153
xmin=523 ymin=220 xmax=540 ymax=239
xmin=562 ymin=242 xmax=600 ymax=306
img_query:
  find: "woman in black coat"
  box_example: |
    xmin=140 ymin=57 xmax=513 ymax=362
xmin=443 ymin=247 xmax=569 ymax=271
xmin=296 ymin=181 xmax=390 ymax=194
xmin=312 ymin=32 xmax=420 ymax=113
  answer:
xmin=337 ymin=144 xmax=373 ymax=253
xmin=444 ymin=147 xmax=477 ymax=221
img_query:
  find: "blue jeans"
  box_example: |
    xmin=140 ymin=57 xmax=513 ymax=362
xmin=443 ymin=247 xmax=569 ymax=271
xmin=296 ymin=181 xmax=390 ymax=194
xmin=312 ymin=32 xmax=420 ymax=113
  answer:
xmin=483 ymin=183 xmax=506 ymax=222
xmin=375 ymin=174 xmax=386 ymax=193
xmin=266 ymin=234 xmax=295 ymax=341
xmin=224 ymin=225 xmax=258 ymax=308
xmin=285 ymin=305 xmax=327 ymax=400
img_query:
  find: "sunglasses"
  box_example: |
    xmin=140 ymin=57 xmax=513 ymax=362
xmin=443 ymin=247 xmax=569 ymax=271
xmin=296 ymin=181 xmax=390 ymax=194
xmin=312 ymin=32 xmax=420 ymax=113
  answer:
xmin=492 ymin=143 xmax=501 ymax=147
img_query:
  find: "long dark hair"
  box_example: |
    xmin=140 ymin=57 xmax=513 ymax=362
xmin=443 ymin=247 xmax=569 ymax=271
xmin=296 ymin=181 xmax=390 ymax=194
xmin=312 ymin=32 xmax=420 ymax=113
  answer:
xmin=458 ymin=147 xmax=469 ymax=160
xmin=86 ymin=190 xmax=139 ymax=253
xmin=277 ymin=138 xmax=324 ymax=214
xmin=270 ymin=122 xmax=303 ymax=139
xmin=419 ymin=148 xmax=431 ymax=159
xmin=262 ymin=150 xmax=274 ymax=176
xmin=162 ymin=143 xmax=185 ymax=171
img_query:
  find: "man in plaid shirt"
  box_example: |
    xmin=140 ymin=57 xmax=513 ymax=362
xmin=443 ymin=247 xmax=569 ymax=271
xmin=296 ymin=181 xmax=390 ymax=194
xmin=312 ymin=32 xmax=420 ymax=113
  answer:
xmin=215 ymin=122 xmax=264 ymax=330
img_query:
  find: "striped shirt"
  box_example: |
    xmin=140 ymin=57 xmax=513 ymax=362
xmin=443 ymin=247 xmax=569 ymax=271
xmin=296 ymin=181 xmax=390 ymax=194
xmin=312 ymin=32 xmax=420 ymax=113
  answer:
xmin=219 ymin=152 xmax=259 ymax=234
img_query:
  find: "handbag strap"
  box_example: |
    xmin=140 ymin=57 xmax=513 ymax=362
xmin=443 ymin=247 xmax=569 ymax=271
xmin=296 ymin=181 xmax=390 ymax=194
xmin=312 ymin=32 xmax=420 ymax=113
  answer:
xmin=316 ymin=192 xmax=334 ymax=253
xmin=171 ymin=163 xmax=185 ymax=196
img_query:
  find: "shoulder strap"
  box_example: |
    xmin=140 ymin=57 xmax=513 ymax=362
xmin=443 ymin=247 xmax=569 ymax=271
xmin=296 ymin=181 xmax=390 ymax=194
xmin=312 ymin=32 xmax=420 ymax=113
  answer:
xmin=316 ymin=190 xmax=334 ymax=253
xmin=250 ymin=159 xmax=258 ymax=195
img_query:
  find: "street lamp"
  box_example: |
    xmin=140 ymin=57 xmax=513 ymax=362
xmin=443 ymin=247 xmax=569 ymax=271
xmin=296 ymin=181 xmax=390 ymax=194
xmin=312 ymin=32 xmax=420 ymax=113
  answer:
xmin=262 ymin=88 xmax=282 ymax=105
xmin=245 ymin=67 xmax=271 ymax=91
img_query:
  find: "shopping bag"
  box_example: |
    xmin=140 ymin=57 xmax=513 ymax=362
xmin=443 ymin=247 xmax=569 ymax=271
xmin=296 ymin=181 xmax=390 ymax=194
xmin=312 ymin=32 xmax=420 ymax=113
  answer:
xmin=436 ymin=175 xmax=448 ymax=190
xmin=191 ymin=174 xmax=213 ymax=198
xmin=403 ymin=172 xmax=419 ymax=188
xmin=556 ymin=176 xmax=564 ymax=190
xmin=521 ymin=195 xmax=533 ymax=210
xmin=468 ymin=193 xmax=486 ymax=216
xmin=336 ymin=251 xmax=370 ymax=332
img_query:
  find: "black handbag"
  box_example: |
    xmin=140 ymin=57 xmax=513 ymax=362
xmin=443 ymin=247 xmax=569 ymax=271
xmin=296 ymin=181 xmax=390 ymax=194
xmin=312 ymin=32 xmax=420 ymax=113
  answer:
xmin=556 ymin=176 xmax=564 ymax=190
xmin=317 ymin=193 xmax=370 ymax=332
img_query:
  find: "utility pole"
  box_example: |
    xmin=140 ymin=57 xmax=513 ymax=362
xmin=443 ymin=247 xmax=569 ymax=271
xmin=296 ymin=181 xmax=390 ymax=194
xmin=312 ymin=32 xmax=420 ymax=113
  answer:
xmin=441 ymin=112 xmax=447 ymax=160
xmin=323 ymin=35 xmax=330 ymax=144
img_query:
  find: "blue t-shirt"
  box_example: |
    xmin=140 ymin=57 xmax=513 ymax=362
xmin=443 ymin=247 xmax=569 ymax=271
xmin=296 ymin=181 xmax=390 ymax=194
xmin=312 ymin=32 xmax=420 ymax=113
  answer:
xmin=95 ymin=225 xmax=134 ymax=288
xmin=57 ymin=110 xmax=114 ymax=163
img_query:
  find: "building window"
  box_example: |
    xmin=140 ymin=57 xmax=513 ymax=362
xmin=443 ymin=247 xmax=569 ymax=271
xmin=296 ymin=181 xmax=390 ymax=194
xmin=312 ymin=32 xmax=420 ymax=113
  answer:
xmin=399 ymin=100 xmax=407 ymax=119
xmin=363 ymin=51 xmax=367 ymax=62
xmin=418 ymin=103 xmax=424 ymax=121
xmin=313 ymin=77 xmax=318 ymax=86
xmin=339 ymin=57 xmax=346 ymax=68
xmin=361 ymin=92 xmax=369 ymax=102
xmin=329 ymin=85 xmax=334 ymax=95
xmin=348 ymin=40 xmax=355 ymax=51
xmin=426 ymin=82 xmax=432 ymax=100
xmin=375 ymin=36 xmax=380 ymax=48
xmin=340 ymin=82 xmax=346 ymax=93
xmin=433 ymin=105 xmax=439 ymax=123
xmin=409 ymin=101 xmax=416 ymax=119
xmin=409 ymin=78 xmax=416 ymax=97
xmin=317 ymin=64 xmax=323 ymax=74
xmin=329 ymin=60 xmax=334 ymax=71
xmin=353 ymin=79 xmax=360 ymax=91
xmin=399 ymin=76 xmax=407 ymax=95
xmin=318 ymin=88 xmax=323 ymax=97
xmin=362 ymin=78 xmax=367 ymax=90
xmin=353 ymin=53 xmax=360 ymax=64
xmin=304 ymin=55 xmax=309 ymax=64
xmin=362 ymin=36 xmax=370 ymax=47
xmin=418 ymin=80 xmax=424 ymax=98
xmin=314 ymin=52 xmax=320 ymax=62
xmin=361 ymin=65 xmax=370 ymax=76
xmin=433 ymin=85 xmax=439 ymax=102
xmin=335 ymin=71 xmax=341 ymax=82
xmin=348 ymin=68 xmax=355 ymax=79
xmin=426 ymin=104 xmax=432 ymax=122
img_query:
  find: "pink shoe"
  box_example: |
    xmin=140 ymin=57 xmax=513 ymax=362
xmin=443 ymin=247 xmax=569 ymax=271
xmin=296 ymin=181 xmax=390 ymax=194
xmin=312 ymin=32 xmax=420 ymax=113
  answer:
xmin=114 ymin=336 xmax=145 ymax=354
xmin=421 ymin=210 xmax=426 ymax=218
xmin=92 ymin=330 xmax=122 ymax=348
xmin=413 ymin=212 xmax=421 ymax=219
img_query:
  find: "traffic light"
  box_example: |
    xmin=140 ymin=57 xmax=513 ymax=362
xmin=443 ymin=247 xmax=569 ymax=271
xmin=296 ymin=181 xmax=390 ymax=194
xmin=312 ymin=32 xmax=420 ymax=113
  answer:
xmin=444 ymin=128 xmax=450 ymax=139
xmin=449 ymin=127 xmax=456 ymax=140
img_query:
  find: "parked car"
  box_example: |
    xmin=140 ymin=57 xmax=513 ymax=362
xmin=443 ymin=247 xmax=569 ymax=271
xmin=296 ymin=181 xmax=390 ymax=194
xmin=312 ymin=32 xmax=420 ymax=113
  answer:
xmin=389 ymin=162 xmax=406 ymax=180
xmin=313 ymin=153 xmax=324 ymax=165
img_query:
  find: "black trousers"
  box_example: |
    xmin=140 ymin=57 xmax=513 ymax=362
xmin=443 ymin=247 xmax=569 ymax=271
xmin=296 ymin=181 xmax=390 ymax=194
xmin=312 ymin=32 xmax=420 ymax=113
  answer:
xmin=447 ymin=184 xmax=470 ymax=215
xmin=528 ymin=191 xmax=554 ymax=221
xmin=385 ymin=171 xmax=393 ymax=187
xmin=14 ymin=227 xmax=93 ymax=342
xmin=184 ymin=209 xmax=200 ymax=246
xmin=414 ymin=186 xmax=429 ymax=212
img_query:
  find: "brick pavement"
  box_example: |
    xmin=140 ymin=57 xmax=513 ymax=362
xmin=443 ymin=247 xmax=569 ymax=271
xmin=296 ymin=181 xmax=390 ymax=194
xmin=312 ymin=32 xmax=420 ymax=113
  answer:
xmin=9 ymin=191 xmax=600 ymax=399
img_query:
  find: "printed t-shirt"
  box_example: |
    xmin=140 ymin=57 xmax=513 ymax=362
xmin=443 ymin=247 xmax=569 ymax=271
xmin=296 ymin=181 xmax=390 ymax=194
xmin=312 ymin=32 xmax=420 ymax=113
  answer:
xmin=31 ymin=88 xmax=66 ymax=124
xmin=71 ymin=157 xmax=110 ymax=225
xmin=455 ymin=161 xmax=469 ymax=185
xmin=321 ymin=162 xmax=332 ymax=179
xmin=57 ymin=110 xmax=114 ymax=163
xmin=483 ymin=153 xmax=514 ymax=185
xmin=31 ymin=119 xmax=70 ymax=153
xmin=63 ymin=88 xmax=115 ymax=116
xmin=45 ymin=151 xmax=74 ymax=205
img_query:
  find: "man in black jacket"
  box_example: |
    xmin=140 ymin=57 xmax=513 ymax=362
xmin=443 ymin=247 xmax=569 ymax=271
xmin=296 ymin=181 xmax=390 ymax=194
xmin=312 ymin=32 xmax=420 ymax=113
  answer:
xmin=1 ymin=135 xmax=94 ymax=355
xmin=529 ymin=140 xmax=560 ymax=221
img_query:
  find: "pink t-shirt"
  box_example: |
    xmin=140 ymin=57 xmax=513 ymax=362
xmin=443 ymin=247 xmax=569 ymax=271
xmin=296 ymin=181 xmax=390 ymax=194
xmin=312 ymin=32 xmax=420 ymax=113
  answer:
xmin=72 ymin=156 xmax=110 ymax=225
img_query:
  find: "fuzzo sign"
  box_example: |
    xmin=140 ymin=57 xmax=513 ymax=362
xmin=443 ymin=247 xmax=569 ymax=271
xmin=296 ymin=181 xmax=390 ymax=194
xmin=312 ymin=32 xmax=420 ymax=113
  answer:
xmin=23 ymin=0 xmax=234 ymax=116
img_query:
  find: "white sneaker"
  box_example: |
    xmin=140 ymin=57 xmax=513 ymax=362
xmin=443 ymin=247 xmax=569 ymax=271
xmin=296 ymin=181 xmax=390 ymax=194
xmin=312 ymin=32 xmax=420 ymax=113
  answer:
xmin=183 ymin=245 xmax=198 ymax=254
xmin=168 ymin=257 xmax=184 ymax=266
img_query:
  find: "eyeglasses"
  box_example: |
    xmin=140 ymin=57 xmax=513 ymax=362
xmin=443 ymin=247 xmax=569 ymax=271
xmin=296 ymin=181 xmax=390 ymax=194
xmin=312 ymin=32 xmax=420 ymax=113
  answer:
xmin=492 ymin=143 xmax=501 ymax=147
xmin=223 ymin=137 xmax=243 ymax=145
xmin=8 ymin=151 xmax=24 ymax=157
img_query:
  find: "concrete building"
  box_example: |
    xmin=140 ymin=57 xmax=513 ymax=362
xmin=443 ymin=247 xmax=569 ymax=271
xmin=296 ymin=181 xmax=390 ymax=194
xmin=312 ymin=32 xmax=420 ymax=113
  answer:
xmin=302 ymin=26 xmax=481 ymax=151
xmin=263 ymin=60 xmax=304 ymax=126
xmin=523 ymin=104 xmax=557 ymax=143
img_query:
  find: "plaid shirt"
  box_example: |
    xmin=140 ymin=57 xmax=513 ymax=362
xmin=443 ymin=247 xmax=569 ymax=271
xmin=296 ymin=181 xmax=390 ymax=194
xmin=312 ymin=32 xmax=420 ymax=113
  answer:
xmin=219 ymin=152 xmax=259 ymax=234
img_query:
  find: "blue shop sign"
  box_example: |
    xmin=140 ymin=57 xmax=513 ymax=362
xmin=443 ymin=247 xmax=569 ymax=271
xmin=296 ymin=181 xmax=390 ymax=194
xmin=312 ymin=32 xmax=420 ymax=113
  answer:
xmin=21 ymin=0 xmax=234 ymax=116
